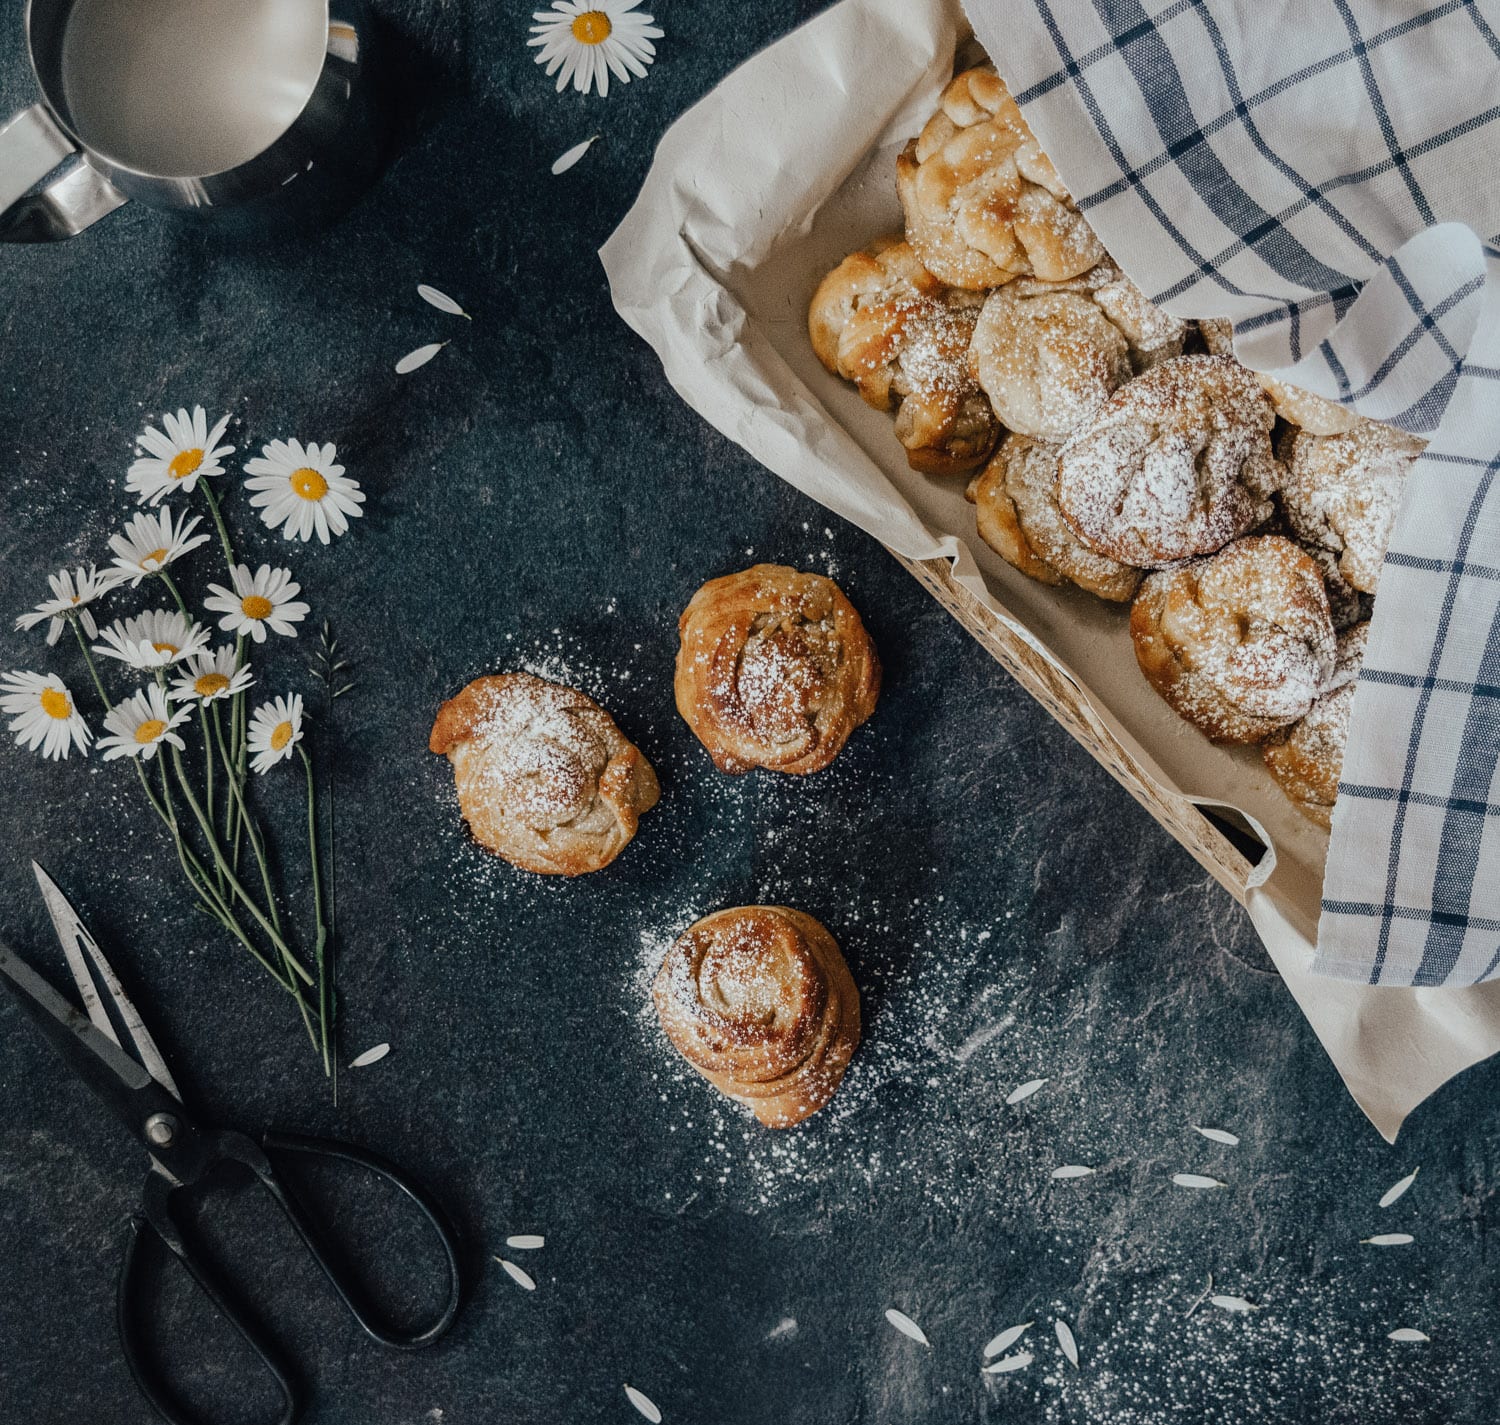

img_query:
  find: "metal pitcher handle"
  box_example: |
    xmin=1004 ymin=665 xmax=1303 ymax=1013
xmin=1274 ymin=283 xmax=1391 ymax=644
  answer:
xmin=0 ymin=102 xmax=126 ymax=242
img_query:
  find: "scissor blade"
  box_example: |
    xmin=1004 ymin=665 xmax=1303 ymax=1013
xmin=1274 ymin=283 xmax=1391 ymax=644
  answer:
xmin=30 ymin=862 xmax=181 ymax=1101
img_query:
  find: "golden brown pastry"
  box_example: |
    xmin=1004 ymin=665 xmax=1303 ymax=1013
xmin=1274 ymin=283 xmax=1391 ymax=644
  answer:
xmin=1056 ymin=355 xmax=1280 ymax=567
xmin=896 ymin=65 xmax=1105 ymax=290
xmin=1198 ymin=317 xmax=1362 ymax=435
xmin=1279 ymin=421 xmax=1425 ymax=594
xmin=675 ymin=564 xmax=880 ymax=775
xmin=808 ymin=236 xmax=999 ymax=475
xmin=966 ymin=433 xmax=1142 ymax=601
xmin=429 ymin=672 xmax=659 ymax=875
xmin=652 ymin=905 xmax=860 ymax=1128
xmin=1130 ymin=535 xmax=1337 ymax=744
xmin=967 ymin=263 xmax=1187 ymax=441
xmin=1263 ymin=621 xmax=1367 ymax=827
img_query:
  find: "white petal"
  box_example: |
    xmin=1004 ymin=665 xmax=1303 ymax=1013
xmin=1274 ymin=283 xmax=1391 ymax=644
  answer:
xmin=1194 ymin=1127 xmax=1240 ymax=1146
xmin=1388 ymin=1328 xmax=1429 ymax=1342
xmin=884 ymin=1308 xmax=929 ymax=1345
xmin=1051 ymin=1165 xmax=1094 ymax=1179
xmin=1005 ymin=1078 xmax=1047 ymax=1105
xmin=1055 ymin=1319 xmax=1078 ymax=1368
xmin=496 ymin=1258 xmax=536 ymax=1291
xmin=982 ymin=1351 xmax=1033 ymax=1375
xmin=1171 ymin=1174 xmax=1226 ymax=1189
xmin=1379 ymin=1168 xmax=1419 ymax=1208
xmin=349 ymin=1043 xmax=390 ymax=1068
xmin=417 ymin=284 xmax=470 ymax=318
xmin=551 ymin=135 xmax=600 ymax=175
xmin=506 ymin=1234 xmax=545 ymax=1250
xmin=396 ymin=342 xmax=447 ymax=374
xmin=1209 ymin=1295 xmax=1260 ymax=1313
xmin=623 ymin=1385 xmax=661 ymax=1423
xmin=1361 ymin=1233 xmax=1414 ymax=1246
xmin=982 ymin=1322 xmax=1031 ymax=1359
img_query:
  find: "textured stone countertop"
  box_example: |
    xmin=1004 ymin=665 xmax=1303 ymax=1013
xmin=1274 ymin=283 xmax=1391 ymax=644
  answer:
xmin=0 ymin=4 xmax=1495 ymax=1423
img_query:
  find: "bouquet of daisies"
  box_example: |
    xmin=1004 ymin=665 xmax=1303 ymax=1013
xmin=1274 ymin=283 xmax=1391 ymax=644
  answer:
xmin=3 ymin=406 xmax=361 ymax=1076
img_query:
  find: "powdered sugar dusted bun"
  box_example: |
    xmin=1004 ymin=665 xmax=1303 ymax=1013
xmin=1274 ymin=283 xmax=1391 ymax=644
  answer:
xmin=652 ymin=905 xmax=860 ymax=1128
xmin=967 ymin=433 xmax=1142 ymax=601
xmin=1263 ymin=621 xmax=1369 ymax=827
xmin=1056 ymin=354 xmax=1280 ymax=567
xmin=1279 ymin=422 xmax=1425 ymax=594
xmin=1130 ymin=535 xmax=1337 ymax=744
xmin=1198 ymin=317 xmax=1362 ymax=435
xmin=429 ymin=673 xmax=659 ymax=875
xmin=968 ymin=264 xmax=1187 ymax=441
xmin=675 ymin=564 xmax=881 ymax=775
xmin=808 ymin=236 xmax=999 ymax=475
xmin=896 ymin=65 xmax=1104 ymax=290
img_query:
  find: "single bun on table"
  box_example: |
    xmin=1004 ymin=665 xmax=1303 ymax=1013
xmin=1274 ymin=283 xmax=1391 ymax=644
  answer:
xmin=1056 ymin=354 xmax=1281 ymax=568
xmin=652 ymin=905 xmax=860 ymax=1128
xmin=1129 ymin=535 xmax=1338 ymax=744
xmin=1263 ymin=621 xmax=1368 ymax=827
xmin=808 ymin=236 xmax=999 ymax=475
xmin=968 ymin=263 xmax=1187 ymax=442
xmin=675 ymin=564 xmax=880 ymax=775
xmin=896 ymin=65 xmax=1104 ymax=290
xmin=1198 ymin=317 xmax=1363 ymax=436
xmin=429 ymin=672 xmax=659 ymax=875
xmin=967 ymin=433 xmax=1142 ymax=601
xmin=1278 ymin=421 xmax=1425 ymax=595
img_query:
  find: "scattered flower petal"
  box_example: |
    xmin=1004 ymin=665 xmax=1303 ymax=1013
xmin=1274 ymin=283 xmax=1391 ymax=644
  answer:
xmin=1194 ymin=1126 xmax=1240 ymax=1146
xmin=1172 ymin=1174 xmax=1227 ymax=1189
xmin=552 ymin=135 xmax=601 ymax=174
xmin=495 ymin=1257 xmax=535 ymax=1291
xmin=884 ymin=1308 xmax=929 ymax=1345
xmin=623 ymin=1385 xmax=661 ymax=1423
xmin=1209 ymin=1295 xmax=1261 ymax=1313
xmin=1051 ymin=1165 xmax=1095 ymax=1180
xmin=1006 ymin=1078 xmax=1047 ymax=1105
xmin=506 ymin=1234 xmax=545 ymax=1250
xmin=350 ymin=1042 xmax=390 ymax=1068
xmin=1055 ymin=1319 xmax=1079 ymax=1368
xmin=983 ymin=1322 xmax=1032 ymax=1359
xmin=982 ymin=1351 xmax=1033 ymax=1375
xmin=1362 ymin=1233 xmax=1414 ymax=1246
xmin=395 ymin=342 xmax=447 ymax=375
xmin=1388 ymin=1328 xmax=1429 ymax=1342
xmin=1379 ymin=1168 xmax=1419 ymax=1209
xmin=417 ymin=284 xmax=470 ymax=318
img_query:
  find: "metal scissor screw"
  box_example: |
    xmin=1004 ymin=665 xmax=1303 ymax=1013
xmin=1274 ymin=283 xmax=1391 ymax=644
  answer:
xmin=144 ymin=1113 xmax=177 ymax=1147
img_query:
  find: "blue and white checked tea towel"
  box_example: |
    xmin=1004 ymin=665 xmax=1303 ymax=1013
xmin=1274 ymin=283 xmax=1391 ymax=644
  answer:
xmin=963 ymin=0 xmax=1500 ymax=987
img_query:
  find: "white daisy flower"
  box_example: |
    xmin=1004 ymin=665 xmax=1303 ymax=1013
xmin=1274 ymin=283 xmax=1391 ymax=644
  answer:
xmin=15 ymin=564 xmax=117 ymax=646
xmin=529 ymin=1 xmax=661 ymax=97
xmin=168 ymin=647 xmax=255 ymax=705
xmin=93 ymin=609 xmax=211 ymax=669
xmin=202 ymin=563 xmax=310 ymax=643
xmin=107 ymin=507 xmax=210 ymax=586
xmin=243 ymin=439 xmax=364 ymax=545
xmin=127 ymin=406 xmax=234 ymax=505
xmin=248 ymin=693 xmax=305 ymax=773
xmin=0 ymin=671 xmax=92 ymax=760
xmin=97 ymin=684 xmax=191 ymax=762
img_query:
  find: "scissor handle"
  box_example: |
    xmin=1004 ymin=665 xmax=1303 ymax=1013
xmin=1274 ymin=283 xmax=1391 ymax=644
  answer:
xmin=257 ymin=1129 xmax=463 ymax=1349
xmin=117 ymin=1129 xmax=461 ymax=1425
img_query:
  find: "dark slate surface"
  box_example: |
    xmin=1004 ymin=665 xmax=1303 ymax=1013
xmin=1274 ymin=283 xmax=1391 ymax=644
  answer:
xmin=0 ymin=4 xmax=1496 ymax=1423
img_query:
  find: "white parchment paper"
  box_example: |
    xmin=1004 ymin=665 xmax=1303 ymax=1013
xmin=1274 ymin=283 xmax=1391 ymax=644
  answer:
xmin=599 ymin=0 xmax=1500 ymax=1140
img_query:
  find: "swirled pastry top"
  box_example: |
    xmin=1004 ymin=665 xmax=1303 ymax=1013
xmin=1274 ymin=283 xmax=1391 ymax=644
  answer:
xmin=896 ymin=65 xmax=1105 ymax=290
xmin=1057 ymin=355 xmax=1280 ymax=567
xmin=1279 ymin=421 xmax=1425 ymax=594
xmin=652 ymin=905 xmax=860 ymax=1128
xmin=429 ymin=672 xmax=659 ymax=875
xmin=675 ymin=564 xmax=881 ymax=775
xmin=1130 ymin=535 xmax=1337 ymax=744
xmin=968 ymin=264 xmax=1187 ymax=442
xmin=967 ymin=433 xmax=1141 ymax=602
xmin=809 ymin=236 xmax=999 ymax=475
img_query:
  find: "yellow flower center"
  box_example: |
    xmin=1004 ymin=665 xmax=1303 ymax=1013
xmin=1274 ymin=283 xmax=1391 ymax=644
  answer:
xmin=168 ymin=448 xmax=204 ymax=480
xmin=151 ymin=641 xmax=178 ymax=657
xmin=39 ymin=687 xmax=72 ymax=720
xmin=290 ymin=466 xmax=328 ymax=501
xmin=270 ymin=720 xmax=295 ymax=751
xmin=195 ymin=672 xmax=231 ymax=698
xmin=142 ymin=547 xmax=169 ymax=568
xmin=241 ymin=595 xmax=274 ymax=620
xmin=571 ymin=10 xmax=611 ymax=43
xmin=135 ymin=719 xmax=166 ymax=744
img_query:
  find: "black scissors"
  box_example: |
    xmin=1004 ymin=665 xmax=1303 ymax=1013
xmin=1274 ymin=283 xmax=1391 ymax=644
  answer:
xmin=0 ymin=863 xmax=463 ymax=1425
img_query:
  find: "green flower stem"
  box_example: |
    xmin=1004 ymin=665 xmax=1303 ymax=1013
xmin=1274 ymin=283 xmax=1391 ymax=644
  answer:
xmin=300 ymin=744 xmax=332 ymax=1078
xmin=211 ymin=707 xmax=283 ymax=936
xmin=228 ymin=635 xmax=248 ymax=869
xmin=199 ymin=478 xmax=237 ymax=571
xmin=167 ymin=744 xmax=313 ymax=988
xmin=160 ymin=569 xmax=221 ymax=889
xmin=157 ymin=758 xmax=294 ymax=992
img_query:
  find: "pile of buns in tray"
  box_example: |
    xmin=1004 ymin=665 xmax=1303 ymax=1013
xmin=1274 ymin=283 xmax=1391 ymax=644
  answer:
xmin=809 ymin=63 xmax=1423 ymax=829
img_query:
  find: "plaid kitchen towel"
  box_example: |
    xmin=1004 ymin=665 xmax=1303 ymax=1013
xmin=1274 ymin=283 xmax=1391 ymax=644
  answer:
xmin=961 ymin=0 xmax=1500 ymax=986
